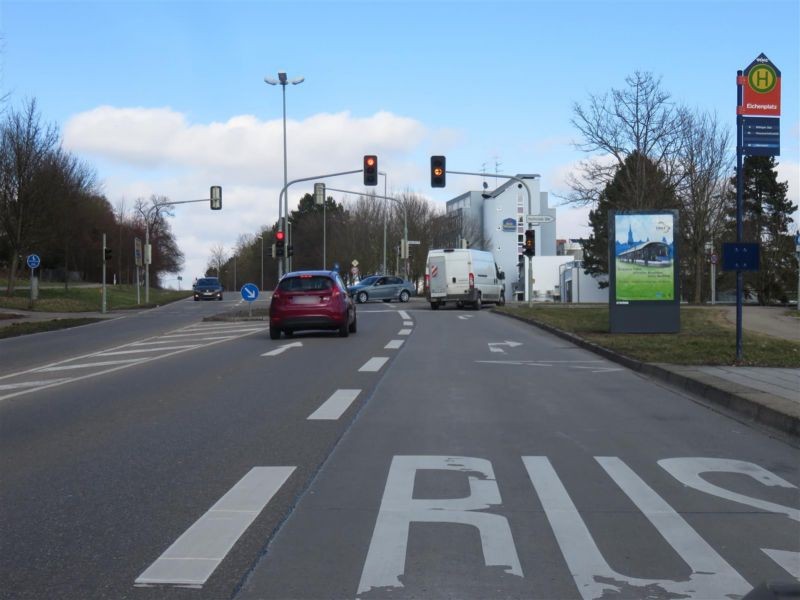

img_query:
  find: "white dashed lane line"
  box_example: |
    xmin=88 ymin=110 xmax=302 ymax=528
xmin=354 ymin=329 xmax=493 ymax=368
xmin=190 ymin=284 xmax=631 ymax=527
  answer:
xmin=385 ymin=340 xmax=404 ymax=350
xmin=359 ymin=357 xmax=389 ymax=372
xmin=307 ymin=389 xmax=362 ymax=420
xmin=398 ymin=329 xmax=412 ymax=336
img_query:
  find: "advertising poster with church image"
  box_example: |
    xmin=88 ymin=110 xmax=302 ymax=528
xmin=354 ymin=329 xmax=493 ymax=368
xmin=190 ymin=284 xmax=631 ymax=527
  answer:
xmin=614 ymin=212 xmax=676 ymax=302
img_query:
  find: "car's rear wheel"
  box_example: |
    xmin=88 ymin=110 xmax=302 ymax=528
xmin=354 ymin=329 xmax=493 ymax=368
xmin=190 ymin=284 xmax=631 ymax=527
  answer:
xmin=399 ymin=290 xmax=410 ymax=303
xmin=473 ymin=294 xmax=482 ymax=310
xmin=357 ymin=291 xmax=368 ymax=304
xmin=348 ymin=312 xmax=357 ymax=333
xmin=269 ymin=327 xmax=281 ymax=340
xmin=430 ymin=302 xmax=440 ymax=310
xmin=339 ymin=320 xmax=350 ymax=337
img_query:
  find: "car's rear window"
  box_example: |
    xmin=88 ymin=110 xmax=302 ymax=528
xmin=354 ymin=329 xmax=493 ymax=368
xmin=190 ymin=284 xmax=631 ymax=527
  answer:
xmin=278 ymin=276 xmax=333 ymax=292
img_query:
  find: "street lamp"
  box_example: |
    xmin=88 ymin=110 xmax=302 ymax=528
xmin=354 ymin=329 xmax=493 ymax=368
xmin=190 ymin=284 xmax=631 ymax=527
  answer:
xmin=265 ymin=71 xmax=304 ymax=276
xmin=258 ymin=234 xmax=264 ymax=291
xmin=379 ymin=171 xmax=387 ymax=274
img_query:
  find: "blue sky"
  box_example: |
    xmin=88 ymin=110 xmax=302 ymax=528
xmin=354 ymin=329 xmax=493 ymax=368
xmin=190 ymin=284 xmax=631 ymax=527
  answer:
xmin=2 ymin=0 xmax=798 ymax=285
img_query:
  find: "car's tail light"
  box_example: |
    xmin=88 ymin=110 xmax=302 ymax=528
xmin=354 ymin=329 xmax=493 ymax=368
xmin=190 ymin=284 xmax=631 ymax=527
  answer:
xmin=469 ymin=273 xmax=475 ymax=289
xmin=425 ymin=274 xmax=430 ymax=289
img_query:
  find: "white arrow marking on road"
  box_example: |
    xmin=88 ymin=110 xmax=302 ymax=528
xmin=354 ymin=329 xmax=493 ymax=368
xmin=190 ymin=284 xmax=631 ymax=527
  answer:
xmin=458 ymin=315 xmax=473 ymax=320
xmin=488 ymin=341 xmax=522 ymax=353
xmin=261 ymin=341 xmax=303 ymax=357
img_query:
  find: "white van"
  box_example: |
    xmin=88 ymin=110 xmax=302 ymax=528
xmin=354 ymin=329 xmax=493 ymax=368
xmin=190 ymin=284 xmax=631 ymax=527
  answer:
xmin=425 ymin=248 xmax=506 ymax=310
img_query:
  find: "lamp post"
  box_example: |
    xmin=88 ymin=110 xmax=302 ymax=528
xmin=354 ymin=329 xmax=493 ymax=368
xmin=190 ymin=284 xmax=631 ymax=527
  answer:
xmin=379 ymin=171 xmax=387 ymax=274
xmin=265 ymin=71 xmax=304 ymax=277
xmin=258 ymin=234 xmax=264 ymax=291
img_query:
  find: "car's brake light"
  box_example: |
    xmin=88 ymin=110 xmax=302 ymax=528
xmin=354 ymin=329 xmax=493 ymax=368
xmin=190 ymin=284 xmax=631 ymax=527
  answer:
xmin=425 ymin=274 xmax=430 ymax=288
xmin=469 ymin=273 xmax=475 ymax=288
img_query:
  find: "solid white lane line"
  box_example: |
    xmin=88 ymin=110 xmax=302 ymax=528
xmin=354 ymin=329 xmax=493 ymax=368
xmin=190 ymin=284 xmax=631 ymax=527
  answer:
xmin=403 ymin=321 xmax=413 ymax=327
xmin=36 ymin=359 xmax=145 ymax=372
xmin=135 ymin=466 xmax=295 ymax=588
xmin=308 ymin=389 xmax=362 ymax=420
xmin=359 ymin=357 xmax=389 ymax=372
xmin=398 ymin=311 xmax=410 ymax=320
xmin=385 ymin=340 xmax=404 ymax=350
xmin=398 ymin=329 xmax=412 ymax=336
xmin=0 ymin=378 xmax=73 ymax=391
xmin=97 ymin=345 xmax=200 ymax=356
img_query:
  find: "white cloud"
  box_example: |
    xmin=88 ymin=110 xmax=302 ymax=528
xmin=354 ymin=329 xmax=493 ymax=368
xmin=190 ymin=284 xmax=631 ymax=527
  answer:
xmin=64 ymin=106 xmax=440 ymax=286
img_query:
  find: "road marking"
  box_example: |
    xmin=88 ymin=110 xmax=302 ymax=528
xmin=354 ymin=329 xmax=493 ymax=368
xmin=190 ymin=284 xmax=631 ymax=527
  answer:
xmin=476 ymin=360 xmax=554 ymax=367
xmin=36 ymin=359 xmax=145 ymax=372
xmin=398 ymin=311 xmax=411 ymax=320
xmin=522 ymin=456 xmax=750 ymax=600
xmin=384 ymin=340 xmax=404 ymax=350
xmin=307 ymin=389 xmax=361 ymax=420
xmin=403 ymin=321 xmax=413 ymax=327
xmin=261 ymin=342 xmax=303 ymax=357
xmin=135 ymin=466 xmax=295 ymax=588
xmin=359 ymin=357 xmax=388 ymax=372
xmin=458 ymin=315 xmax=473 ymax=320
xmin=0 ymin=378 xmax=74 ymax=391
xmin=398 ymin=329 xmax=412 ymax=336
xmin=97 ymin=345 xmax=200 ymax=356
xmin=358 ymin=456 xmax=522 ymax=595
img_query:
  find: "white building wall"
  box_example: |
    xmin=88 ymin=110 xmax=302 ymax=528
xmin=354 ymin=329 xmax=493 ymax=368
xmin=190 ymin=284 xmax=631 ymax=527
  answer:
xmin=559 ymin=261 xmax=609 ymax=303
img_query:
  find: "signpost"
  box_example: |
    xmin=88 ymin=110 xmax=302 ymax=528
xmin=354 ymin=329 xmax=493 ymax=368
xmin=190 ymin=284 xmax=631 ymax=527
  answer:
xmin=240 ymin=283 xmax=259 ymax=317
xmin=734 ymin=53 xmax=781 ymax=360
xmin=26 ymin=254 xmax=40 ymax=308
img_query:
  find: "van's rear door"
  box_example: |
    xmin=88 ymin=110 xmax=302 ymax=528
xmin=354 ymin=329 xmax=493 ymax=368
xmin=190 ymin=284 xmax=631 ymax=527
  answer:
xmin=428 ymin=255 xmax=447 ymax=298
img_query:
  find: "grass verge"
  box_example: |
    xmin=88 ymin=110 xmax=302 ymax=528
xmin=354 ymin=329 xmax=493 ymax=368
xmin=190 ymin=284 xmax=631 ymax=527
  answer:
xmin=0 ymin=318 xmax=104 ymax=339
xmin=0 ymin=284 xmax=192 ymax=312
xmin=493 ymin=304 xmax=800 ymax=367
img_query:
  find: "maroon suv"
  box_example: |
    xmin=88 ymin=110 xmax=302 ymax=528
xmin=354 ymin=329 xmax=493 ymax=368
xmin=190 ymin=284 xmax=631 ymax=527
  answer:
xmin=269 ymin=270 xmax=357 ymax=339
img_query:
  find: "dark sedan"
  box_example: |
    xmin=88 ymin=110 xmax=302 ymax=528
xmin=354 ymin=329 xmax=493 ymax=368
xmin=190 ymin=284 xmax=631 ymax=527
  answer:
xmin=193 ymin=277 xmax=224 ymax=301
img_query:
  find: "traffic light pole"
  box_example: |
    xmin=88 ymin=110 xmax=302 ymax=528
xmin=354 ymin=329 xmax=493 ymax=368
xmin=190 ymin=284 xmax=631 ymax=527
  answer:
xmin=277 ymin=169 xmax=364 ymax=274
xmin=324 ymin=187 xmax=408 ymax=278
xmin=102 ymin=233 xmax=107 ymax=314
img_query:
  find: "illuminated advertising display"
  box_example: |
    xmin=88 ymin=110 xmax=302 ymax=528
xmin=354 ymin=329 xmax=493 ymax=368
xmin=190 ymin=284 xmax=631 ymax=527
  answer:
xmin=614 ymin=212 xmax=675 ymax=302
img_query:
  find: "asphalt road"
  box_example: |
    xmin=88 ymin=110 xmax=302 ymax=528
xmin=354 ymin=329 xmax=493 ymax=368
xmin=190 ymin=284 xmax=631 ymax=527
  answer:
xmin=1 ymin=299 xmax=798 ymax=600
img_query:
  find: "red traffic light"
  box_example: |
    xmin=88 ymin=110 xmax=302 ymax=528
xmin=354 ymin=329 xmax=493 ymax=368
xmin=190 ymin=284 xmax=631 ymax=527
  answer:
xmin=365 ymin=156 xmax=376 ymax=168
xmin=363 ymin=155 xmax=378 ymax=186
xmin=276 ymin=230 xmax=285 ymax=242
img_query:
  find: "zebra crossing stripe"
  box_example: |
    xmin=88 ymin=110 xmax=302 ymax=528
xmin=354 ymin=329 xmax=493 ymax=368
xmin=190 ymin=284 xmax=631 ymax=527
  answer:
xmin=135 ymin=466 xmax=295 ymax=587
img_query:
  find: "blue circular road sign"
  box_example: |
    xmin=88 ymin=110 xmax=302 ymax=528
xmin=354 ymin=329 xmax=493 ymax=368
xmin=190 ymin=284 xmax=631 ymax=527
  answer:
xmin=26 ymin=254 xmax=41 ymax=269
xmin=240 ymin=283 xmax=259 ymax=302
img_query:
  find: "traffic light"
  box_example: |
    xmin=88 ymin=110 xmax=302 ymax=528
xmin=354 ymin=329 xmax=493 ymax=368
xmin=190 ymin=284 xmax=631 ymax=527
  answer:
xmin=275 ymin=230 xmax=285 ymax=257
xmin=524 ymin=230 xmax=535 ymax=257
xmin=363 ymin=155 xmax=378 ymax=186
xmin=431 ymin=155 xmax=446 ymax=187
xmin=104 ymin=247 xmax=112 ymax=261
xmin=287 ymin=245 xmax=294 ymax=257
xmin=210 ymin=186 xmax=222 ymax=210
xmin=271 ymin=243 xmax=277 ymax=258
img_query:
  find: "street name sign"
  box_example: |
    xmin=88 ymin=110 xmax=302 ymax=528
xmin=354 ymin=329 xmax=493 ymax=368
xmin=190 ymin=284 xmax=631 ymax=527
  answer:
xmin=525 ymin=215 xmax=554 ymax=225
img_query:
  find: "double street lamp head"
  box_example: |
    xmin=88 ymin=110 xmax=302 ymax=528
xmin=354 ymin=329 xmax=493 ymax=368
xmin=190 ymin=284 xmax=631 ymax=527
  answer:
xmin=265 ymin=73 xmax=305 ymax=86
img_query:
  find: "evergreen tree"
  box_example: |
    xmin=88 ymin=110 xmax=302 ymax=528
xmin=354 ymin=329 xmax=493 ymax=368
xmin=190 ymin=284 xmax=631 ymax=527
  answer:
xmin=723 ymin=156 xmax=796 ymax=304
xmin=582 ymin=152 xmax=679 ymax=286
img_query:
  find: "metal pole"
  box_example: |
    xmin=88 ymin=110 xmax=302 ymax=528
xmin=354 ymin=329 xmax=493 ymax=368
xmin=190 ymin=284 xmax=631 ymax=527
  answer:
xmin=260 ymin=235 xmax=264 ymax=291
xmin=145 ymin=221 xmax=150 ymax=304
xmin=711 ymin=261 xmax=716 ymax=305
xmin=380 ymin=171 xmax=387 ymax=274
xmin=323 ymin=198 xmax=327 ymax=270
xmin=102 ymin=233 xmax=107 ymax=314
xmin=281 ymin=82 xmax=288 ymax=276
xmin=736 ymin=70 xmax=744 ymax=362
xmin=403 ymin=209 xmax=408 ymax=280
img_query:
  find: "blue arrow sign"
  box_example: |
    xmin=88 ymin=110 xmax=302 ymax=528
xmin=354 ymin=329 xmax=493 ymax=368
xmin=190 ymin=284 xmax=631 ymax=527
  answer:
xmin=26 ymin=254 xmax=41 ymax=269
xmin=240 ymin=283 xmax=259 ymax=302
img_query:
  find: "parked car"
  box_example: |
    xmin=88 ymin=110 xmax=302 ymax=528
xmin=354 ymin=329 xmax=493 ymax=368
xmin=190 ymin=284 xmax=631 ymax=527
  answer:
xmin=269 ymin=270 xmax=356 ymax=339
xmin=348 ymin=275 xmax=415 ymax=304
xmin=193 ymin=277 xmax=224 ymax=301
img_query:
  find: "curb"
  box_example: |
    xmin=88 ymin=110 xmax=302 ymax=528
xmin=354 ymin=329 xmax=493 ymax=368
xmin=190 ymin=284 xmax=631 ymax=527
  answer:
xmin=492 ymin=309 xmax=800 ymax=439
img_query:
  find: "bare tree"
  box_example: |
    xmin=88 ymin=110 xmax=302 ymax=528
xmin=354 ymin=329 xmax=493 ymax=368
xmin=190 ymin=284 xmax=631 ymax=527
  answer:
xmin=207 ymin=243 xmax=227 ymax=278
xmin=677 ymin=110 xmax=732 ymax=302
xmin=567 ymin=72 xmax=684 ymax=207
xmin=0 ymin=98 xmax=59 ymax=294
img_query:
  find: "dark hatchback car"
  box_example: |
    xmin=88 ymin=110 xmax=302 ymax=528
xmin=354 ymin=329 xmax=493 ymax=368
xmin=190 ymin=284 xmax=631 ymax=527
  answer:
xmin=193 ymin=276 xmax=224 ymax=301
xmin=269 ymin=270 xmax=356 ymax=339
